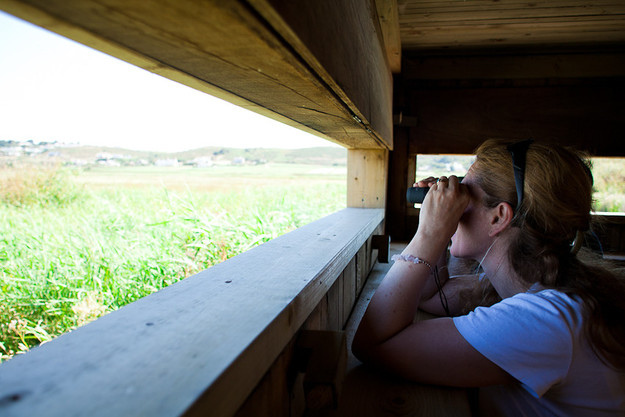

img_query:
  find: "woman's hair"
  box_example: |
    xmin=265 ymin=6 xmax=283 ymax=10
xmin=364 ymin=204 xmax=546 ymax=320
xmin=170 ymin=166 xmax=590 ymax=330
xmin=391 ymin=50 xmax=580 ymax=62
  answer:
xmin=471 ymin=138 xmax=625 ymax=371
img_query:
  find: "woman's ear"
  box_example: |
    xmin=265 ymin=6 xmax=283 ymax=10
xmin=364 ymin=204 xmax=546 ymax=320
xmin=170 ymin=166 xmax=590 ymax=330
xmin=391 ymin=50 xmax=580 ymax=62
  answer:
xmin=489 ymin=202 xmax=514 ymax=237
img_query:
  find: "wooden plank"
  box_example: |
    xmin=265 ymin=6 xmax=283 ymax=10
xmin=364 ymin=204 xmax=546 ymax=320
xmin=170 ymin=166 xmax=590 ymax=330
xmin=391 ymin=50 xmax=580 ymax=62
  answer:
xmin=398 ymin=0 xmax=625 ymax=50
xmin=238 ymin=247 xmax=365 ymax=416
xmin=356 ymin=244 xmax=368 ymax=297
xmin=402 ymin=1 xmax=625 ymax=13
xmin=347 ymin=149 xmax=389 ymax=208
xmin=400 ymin=15 xmax=625 ymax=28
xmin=248 ymin=0 xmax=393 ymax=149
xmin=405 ymin=83 xmax=625 ymax=157
xmin=402 ymin=22 xmax=624 ymax=50
xmin=234 ymin=339 xmax=294 ymax=417
xmin=0 ymin=0 xmax=388 ymax=149
xmin=366 ymin=235 xmax=374 ymax=272
xmin=0 ymin=208 xmax=384 ymax=417
xmin=304 ymin=294 xmax=327 ymax=332
xmin=342 ymin=258 xmax=357 ymax=329
xmin=327 ymin=274 xmax=342 ymax=332
xmin=400 ymin=21 xmax=625 ymax=49
xmin=328 ymin=243 xmax=472 ymax=417
xmin=374 ymin=0 xmax=402 ymax=73
xmin=400 ymin=5 xmax=625 ymax=23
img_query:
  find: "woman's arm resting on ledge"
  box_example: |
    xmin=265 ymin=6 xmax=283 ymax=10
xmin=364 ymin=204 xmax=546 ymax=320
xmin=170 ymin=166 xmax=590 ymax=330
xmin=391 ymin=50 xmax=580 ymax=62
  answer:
xmin=351 ymin=260 xmax=512 ymax=387
xmin=352 ymin=176 xmax=513 ymax=387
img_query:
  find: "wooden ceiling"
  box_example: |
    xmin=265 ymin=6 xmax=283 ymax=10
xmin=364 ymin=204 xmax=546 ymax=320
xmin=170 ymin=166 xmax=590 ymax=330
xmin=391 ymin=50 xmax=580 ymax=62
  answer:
xmin=397 ymin=0 xmax=625 ymax=52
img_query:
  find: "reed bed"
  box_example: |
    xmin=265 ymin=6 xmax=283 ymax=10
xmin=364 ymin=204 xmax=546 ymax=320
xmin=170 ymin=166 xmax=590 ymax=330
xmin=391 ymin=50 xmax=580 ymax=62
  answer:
xmin=0 ymin=165 xmax=345 ymax=361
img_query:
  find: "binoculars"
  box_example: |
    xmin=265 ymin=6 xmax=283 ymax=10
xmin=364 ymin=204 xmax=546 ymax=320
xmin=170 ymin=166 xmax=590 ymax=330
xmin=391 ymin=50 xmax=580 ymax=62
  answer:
xmin=406 ymin=177 xmax=464 ymax=204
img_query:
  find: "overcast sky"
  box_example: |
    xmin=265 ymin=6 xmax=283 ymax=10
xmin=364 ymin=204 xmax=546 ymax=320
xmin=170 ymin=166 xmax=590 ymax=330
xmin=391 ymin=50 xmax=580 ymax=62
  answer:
xmin=0 ymin=11 xmax=339 ymax=152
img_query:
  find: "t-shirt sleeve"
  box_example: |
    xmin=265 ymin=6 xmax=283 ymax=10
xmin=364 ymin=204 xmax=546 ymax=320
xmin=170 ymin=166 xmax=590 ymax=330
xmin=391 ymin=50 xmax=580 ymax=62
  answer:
xmin=453 ymin=291 xmax=576 ymax=398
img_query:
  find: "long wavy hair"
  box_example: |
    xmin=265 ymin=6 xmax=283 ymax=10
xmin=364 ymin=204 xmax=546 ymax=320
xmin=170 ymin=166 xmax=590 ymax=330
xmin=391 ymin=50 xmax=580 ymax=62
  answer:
xmin=470 ymin=139 xmax=625 ymax=371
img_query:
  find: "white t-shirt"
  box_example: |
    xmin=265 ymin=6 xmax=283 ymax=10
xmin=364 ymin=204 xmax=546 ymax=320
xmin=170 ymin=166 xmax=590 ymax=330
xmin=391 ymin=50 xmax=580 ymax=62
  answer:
xmin=453 ymin=288 xmax=625 ymax=416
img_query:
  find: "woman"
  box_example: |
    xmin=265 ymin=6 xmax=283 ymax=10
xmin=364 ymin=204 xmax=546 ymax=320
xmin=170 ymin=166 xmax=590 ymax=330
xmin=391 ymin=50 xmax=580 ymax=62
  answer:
xmin=352 ymin=139 xmax=625 ymax=416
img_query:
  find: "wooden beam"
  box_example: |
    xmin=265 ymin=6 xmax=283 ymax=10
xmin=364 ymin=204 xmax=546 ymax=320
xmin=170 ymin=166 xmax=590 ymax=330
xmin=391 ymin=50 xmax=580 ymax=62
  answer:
xmin=0 ymin=0 xmax=392 ymax=149
xmin=347 ymin=149 xmax=389 ymax=208
xmin=374 ymin=0 xmax=402 ymax=73
xmin=386 ymin=125 xmax=412 ymax=241
xmin=248 ymin=0 xmax=394 ymax=149
xmin=404 ymin=82 xmax=625 ymax=157
xmin=403 ymin=52 xmax=625 ymax=80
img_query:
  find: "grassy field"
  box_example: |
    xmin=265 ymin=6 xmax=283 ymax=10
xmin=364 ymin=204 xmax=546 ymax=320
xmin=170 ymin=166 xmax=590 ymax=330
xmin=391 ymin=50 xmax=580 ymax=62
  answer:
xmin=0 ymin=163 xmax=346 ymax=361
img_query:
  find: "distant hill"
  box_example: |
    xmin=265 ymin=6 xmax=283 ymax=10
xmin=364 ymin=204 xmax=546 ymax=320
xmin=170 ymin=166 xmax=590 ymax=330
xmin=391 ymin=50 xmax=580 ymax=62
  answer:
xmin=172 ymin=146 xmax=347 ymax=166
xmin=1 ymin=141 xmax=476 ymax=173
xmin=0 ymin=140 xmax=348 ymax=166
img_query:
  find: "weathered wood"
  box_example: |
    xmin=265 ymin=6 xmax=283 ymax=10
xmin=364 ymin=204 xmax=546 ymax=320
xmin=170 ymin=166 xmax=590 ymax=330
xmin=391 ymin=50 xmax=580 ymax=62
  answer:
xmin=398 ymin=0 xmax=625 ymax=50
xmin=0 ymin=208 xmax=384 ymax=417
xmin=342 ymin=258 xmax=357 ymax=328
xmin=0 ymin=0 xmax=391 ymax=149
xmin=327 ymin=274 xmax=342 ymax=332
xmin=233 ymin=339 xmax=294 ymax=417
xmin=239 ymin=234 xmax=379 ymax=416
xmin=249 ymin=0 xmax=394 ymax=149
xmin=356 ymin=244 xmax=368 ymax=297
xmin=347 ymin=149 xmax=389 ymax=208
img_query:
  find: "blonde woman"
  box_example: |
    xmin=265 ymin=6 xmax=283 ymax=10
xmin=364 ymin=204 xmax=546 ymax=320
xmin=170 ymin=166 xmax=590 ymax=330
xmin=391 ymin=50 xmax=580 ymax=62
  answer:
xmin=353 ymin=139 xmax=625 ymax=416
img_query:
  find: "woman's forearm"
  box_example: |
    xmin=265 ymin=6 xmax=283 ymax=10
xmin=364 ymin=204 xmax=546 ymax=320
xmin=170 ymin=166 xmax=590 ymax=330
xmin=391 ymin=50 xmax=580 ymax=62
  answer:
xmin=352 ymin=231 xmax=449 ymax=359
xmin=352 ymin=260 xmax=431 ymax=360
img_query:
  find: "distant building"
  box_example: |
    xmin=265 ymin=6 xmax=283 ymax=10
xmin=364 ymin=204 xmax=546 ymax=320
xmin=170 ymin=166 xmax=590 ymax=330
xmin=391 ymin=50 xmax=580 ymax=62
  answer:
xmin=190 ymin=156 xmax=213 ymax=168
xmin=155 ymin=158 xmax=179 ymax=167
xmin=97 ymin=159 xmax=121 ymax=167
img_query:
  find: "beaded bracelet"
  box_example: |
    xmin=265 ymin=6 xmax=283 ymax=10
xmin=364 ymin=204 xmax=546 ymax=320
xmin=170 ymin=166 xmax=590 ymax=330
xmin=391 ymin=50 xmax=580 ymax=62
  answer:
xmin=390 ymin=253 xmax=451 ymax=317
xmin=391 ymin=254 xmax=433 ymax=271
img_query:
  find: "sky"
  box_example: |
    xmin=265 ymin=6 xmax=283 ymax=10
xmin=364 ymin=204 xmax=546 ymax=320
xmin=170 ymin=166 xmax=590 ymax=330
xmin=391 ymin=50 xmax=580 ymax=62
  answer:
xmin=0 ymin=11 xmax=339 ymax=152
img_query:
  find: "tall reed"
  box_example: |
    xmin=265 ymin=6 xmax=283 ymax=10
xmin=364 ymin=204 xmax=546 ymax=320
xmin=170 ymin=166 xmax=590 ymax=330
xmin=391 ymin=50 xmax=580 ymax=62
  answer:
xmin=0 ymin=167 xmax=344 ymax=361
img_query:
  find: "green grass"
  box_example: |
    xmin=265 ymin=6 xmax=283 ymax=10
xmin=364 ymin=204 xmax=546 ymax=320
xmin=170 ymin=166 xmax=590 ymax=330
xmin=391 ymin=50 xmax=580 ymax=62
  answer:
xmin=0 ymin=164 xmax=345 ymax=361
xmin=591 ymin=158 xmax=625 ymax=212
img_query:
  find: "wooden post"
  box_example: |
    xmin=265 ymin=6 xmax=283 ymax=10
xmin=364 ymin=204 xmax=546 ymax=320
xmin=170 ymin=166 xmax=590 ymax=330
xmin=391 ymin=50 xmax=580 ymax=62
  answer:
xmin=347 ymin=149 xmax=389 ymax=209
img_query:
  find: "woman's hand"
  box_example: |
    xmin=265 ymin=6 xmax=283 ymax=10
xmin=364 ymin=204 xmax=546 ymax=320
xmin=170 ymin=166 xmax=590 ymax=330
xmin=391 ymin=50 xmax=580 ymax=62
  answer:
xmin=406 ymin=176 xmax=470 ymax=262
xmin=414 ymin=176 xmax=437 ymax=188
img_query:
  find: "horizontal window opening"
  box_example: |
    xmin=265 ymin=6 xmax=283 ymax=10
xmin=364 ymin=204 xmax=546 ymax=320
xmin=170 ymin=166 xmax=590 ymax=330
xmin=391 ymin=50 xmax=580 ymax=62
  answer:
xmin=415 ymin=154 xmax=475 ymax=180
xmin=590 ymin=157 xmax=625 ymax=214
xmin=414 ymin=154 xmax=625 ymax=215
xmin=0 ymin=11 xmax=347 ymax=363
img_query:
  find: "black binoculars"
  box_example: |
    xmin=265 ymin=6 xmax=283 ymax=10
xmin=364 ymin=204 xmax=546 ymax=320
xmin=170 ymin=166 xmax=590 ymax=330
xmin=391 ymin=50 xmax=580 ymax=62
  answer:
xmin=406 ymin=177 xmax=464 ymax=204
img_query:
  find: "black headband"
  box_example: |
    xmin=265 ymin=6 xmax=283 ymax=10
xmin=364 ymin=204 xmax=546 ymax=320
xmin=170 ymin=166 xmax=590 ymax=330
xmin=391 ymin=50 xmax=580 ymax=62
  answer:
xmin=507 ymin=139 xmax=533 ymax=211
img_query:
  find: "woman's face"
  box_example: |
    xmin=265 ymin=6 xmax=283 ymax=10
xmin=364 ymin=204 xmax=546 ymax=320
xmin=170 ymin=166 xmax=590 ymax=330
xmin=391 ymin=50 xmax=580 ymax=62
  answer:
xmin=449 ymin=168 xmax=495 ymax=260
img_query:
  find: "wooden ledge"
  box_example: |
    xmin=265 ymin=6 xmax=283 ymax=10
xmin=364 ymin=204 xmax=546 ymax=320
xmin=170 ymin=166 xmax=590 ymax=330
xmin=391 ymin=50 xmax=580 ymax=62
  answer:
xmin=0 ymin=208 xmax=384 ymax=417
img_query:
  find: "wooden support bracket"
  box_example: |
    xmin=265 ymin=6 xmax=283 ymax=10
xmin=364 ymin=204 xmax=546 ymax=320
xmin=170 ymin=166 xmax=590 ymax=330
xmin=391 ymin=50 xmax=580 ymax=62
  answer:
xmin=371 ymin=234 xmax=390 ymax=263
xmin=295 ymin=330 xmax=347 ymax=412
